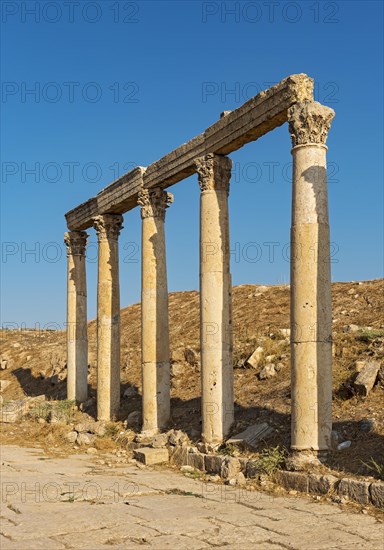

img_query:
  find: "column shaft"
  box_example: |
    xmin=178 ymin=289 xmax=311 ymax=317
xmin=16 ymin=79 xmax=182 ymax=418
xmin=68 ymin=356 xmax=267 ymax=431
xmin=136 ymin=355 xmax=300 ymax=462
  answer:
xmin=65 ymin=231 xmax=88 ymax=403
xmin=139 ymin=188 xmax=173 ymax=434
xmin=288 ymin=101 xmax=335 ymax=453
xmin=94 ymin=214 xmax=123 ymax=421
xmin=195 ymin=154 xmax=234 ymax=444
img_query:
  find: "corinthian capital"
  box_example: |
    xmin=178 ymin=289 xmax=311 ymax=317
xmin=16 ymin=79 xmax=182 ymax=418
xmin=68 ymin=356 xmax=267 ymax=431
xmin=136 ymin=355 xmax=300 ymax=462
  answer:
xmin=288 ymin=100 xmax=335 ymax=147
xmin=138 ymin=188 xmax=174 ymax=221
xmin=64 ymin=231 xmax=88 ymax=256
xmin=93 ymin=214 xmax=123 ymax=241
xmin=194 ymin=154 xmax=232 ymax=193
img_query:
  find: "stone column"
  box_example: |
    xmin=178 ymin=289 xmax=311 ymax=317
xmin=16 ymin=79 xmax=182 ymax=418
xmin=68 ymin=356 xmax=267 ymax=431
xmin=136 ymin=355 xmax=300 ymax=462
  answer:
xmin=288 ymin=101 xmax=335 ymax=456
xmin=138 ymin=188 xmax=173 ymax=434
xmin=64 ymin=231 xmax=88 ymax=403
xmin=93 ymin=214 xmax=123 ymax=421
xmin=195 ymin=153 xmax=234 ymax=445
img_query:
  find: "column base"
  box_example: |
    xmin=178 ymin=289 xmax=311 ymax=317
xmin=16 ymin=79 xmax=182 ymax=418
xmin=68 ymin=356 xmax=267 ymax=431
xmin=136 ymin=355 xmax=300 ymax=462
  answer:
xmin=286 ymin=449 xmax=328 ymax=471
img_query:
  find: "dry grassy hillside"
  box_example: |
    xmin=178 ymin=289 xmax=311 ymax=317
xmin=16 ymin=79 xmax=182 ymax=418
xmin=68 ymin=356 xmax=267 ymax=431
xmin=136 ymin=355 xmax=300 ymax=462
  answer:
xmin=1 ymin=279 xmax=383 ymax=478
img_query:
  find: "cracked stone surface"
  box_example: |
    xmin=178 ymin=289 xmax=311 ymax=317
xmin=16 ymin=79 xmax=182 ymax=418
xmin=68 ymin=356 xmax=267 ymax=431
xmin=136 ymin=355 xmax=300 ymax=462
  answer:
xmin=0 ymin=446 xmax=383 ymax=549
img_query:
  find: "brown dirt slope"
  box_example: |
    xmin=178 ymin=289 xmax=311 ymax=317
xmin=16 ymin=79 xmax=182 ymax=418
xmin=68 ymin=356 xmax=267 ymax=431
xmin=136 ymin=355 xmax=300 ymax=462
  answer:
xmin=1 ymin=279 xmax=383 ymax=479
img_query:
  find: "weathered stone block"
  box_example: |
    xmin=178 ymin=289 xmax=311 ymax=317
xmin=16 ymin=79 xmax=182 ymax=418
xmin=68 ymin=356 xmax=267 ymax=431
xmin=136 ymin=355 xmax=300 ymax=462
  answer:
xmin=204 ymin=454 xmax=224 ymax=475
xmin=170 ymin=446 xmax=188 ymax=466
xmin=369 ymin=482 xmax=384 ymax=508
xmin=221 ymin=457 xmax=241 ymax=479
xmin=337 ymin=479 xmax=371 ymax=505
xmin=134 ymin=447 xmax=169 ymax=465
xmin=354 ymin=361 xmax=380 ymax=396
xmin=227 ymin=422 xmax=273 ymax=449
xmin=245 ymin=460 xmax=260 ymax=479
xmin=275 ymin=471 xmax=309 ymax=493
xmin=188 ymin=452 xmax=205 ymax=472
xmin=0 ymin=400 xmax=28 ymax=423
xmin=308 ymin=474 xmax=338 ymax=495
xmin=246 ymin=347 xmax=263 ymax=368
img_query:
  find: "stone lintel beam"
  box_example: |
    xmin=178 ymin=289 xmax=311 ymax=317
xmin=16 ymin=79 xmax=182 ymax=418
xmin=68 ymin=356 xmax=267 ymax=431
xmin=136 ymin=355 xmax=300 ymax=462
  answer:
xmin=65 ymin=74 xmax=314 ymax=230
xmin=66 ymin=167 xmax=146 ymax=231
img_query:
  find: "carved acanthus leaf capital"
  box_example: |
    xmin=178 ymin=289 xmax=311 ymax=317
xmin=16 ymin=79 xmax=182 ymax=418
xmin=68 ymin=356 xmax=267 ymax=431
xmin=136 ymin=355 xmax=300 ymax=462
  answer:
xmin=288 ymin=100 xmax=335 ymax=147
xmin=64 ymin=231 xmax=88 ymax=256
xmin=93 ymin=214 xmax=123 ymax=241
xmin=138 ymin=188 xmax=174 ymax=221
xmin=194 ymin=153 xmax=232 ymax=193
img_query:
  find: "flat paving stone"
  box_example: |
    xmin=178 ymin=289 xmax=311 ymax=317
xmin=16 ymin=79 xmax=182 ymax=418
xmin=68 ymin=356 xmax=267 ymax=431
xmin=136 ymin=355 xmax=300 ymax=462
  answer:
xmin=0 ymin=445 xmax=382 ymax=550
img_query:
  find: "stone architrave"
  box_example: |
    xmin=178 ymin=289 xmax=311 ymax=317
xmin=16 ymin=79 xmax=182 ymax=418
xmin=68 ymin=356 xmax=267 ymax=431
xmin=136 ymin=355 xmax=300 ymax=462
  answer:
xmin=64 ymin=231 xmax=88 ymax=403
xmin=195 ymin=153 xmax=234 ymax=444
xmin=138 ymin=188 xmax=173 ymax=434
xmin=93 ymin=214 xmax=123 ymax=421
xmin=288 ymin=100 xmax=335 ymax=453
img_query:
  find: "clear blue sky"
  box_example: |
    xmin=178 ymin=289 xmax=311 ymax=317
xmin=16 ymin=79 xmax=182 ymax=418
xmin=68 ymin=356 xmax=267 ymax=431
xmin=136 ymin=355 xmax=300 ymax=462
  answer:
xmin=1 ymin=0 xmax=383 ymax=328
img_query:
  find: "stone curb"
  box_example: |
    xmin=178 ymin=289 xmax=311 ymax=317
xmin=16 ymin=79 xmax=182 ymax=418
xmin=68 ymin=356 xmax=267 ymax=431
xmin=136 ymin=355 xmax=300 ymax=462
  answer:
xmin=168 ymin=445 xmax=384 ymax=509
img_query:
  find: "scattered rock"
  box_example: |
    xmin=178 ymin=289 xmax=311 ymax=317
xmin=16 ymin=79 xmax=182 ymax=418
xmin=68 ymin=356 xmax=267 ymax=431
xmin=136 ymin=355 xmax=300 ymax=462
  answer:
xmin=354 ymin=361 xmax=380 ymax=396
xmin=197 ymin=442 xmax=219 ymax=454
xmin=359 ymin=418 xmax=376 ymax=432
xmin=331 ymin=430 xmax=339 ymax=450
xmin=228 ymin=472 xmax=246 ymax=486
xmin=259 ymin=364 xmax=277 ymax=380
xmin=246 ymin=346 xmax=264 ymax=369
xmin=66 ymin=431 xmax=78 ymax=444
xmin=0 ymin=360 xmax=8 ymax=370
xmin=76 ymin=433 xmax=96 ymax=446
xmin=86 ymin=447 xmax=98 ymax=455
xmin=50 ymin=374 xmax=59 ymax=385
xmin=344 ymin=324 xmax=360 ymax=333
xmin=265 ymin=354 xmax=276 ymax=364
xmin=0 ymin=380 xmax=11 ymax=392
xmin=74 ymin=421 xmax=95 ymax=433
xmin=123 ymin=386 xmax=137 ymax=399
xmin=227 ymin=422 xmax=273 ymax=449
xmin=151 ymin=433 xmax=168 ymax=448
xmin=184 ymin=348 xmax=199 ymax=369
xmin=127 ymin=410 xmax=141 ymax=427
xmin=180 ymin=465 xmax=195 ymax=473
xmin=337 ymin=440 xmax=352 ymax=451
xmin=168 ymin=429 xmax=189 ymax=447
xmin=171 ymin=363 xmax=184 ymax=377
xmin=92 ymin=422 xmax=107 ymax=437
xmin=279 ymin=328 xmax=290 ymax=338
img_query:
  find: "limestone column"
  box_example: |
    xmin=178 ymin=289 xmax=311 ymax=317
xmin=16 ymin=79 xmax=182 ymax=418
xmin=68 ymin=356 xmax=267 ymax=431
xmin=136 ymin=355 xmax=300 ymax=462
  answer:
xmin=64 ymin=231 xmax=88 ymax=403
xmin=93 ymin=214 xmax=123 ymax=421
xmin=288 ymin=101 xmax=335 ymax=454
xmin=195 ymin=153 xmax=234 ymax=444
xmin=138 ymin=188 xmax=173 ymax=434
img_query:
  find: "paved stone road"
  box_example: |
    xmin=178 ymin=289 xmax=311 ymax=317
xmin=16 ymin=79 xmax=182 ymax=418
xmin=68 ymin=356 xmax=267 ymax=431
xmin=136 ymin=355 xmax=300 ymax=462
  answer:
xmin=0 ymin=446 xmax=383 ymax=549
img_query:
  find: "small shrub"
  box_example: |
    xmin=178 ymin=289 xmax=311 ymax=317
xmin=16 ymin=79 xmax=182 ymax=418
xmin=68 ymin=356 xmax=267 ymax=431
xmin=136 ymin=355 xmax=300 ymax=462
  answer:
xmin=361 ymin=458 xmax=384 ymax=480
xmin=254 ymin=446 xmax=287 ymax=476
xmin=356 ymin=329 xmax=383 ymax=343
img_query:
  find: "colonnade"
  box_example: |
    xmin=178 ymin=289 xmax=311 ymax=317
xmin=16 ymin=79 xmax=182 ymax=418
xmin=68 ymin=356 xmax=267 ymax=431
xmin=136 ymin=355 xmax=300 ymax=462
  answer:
xmin=64 ymin=99 xmax=335 ymax=454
